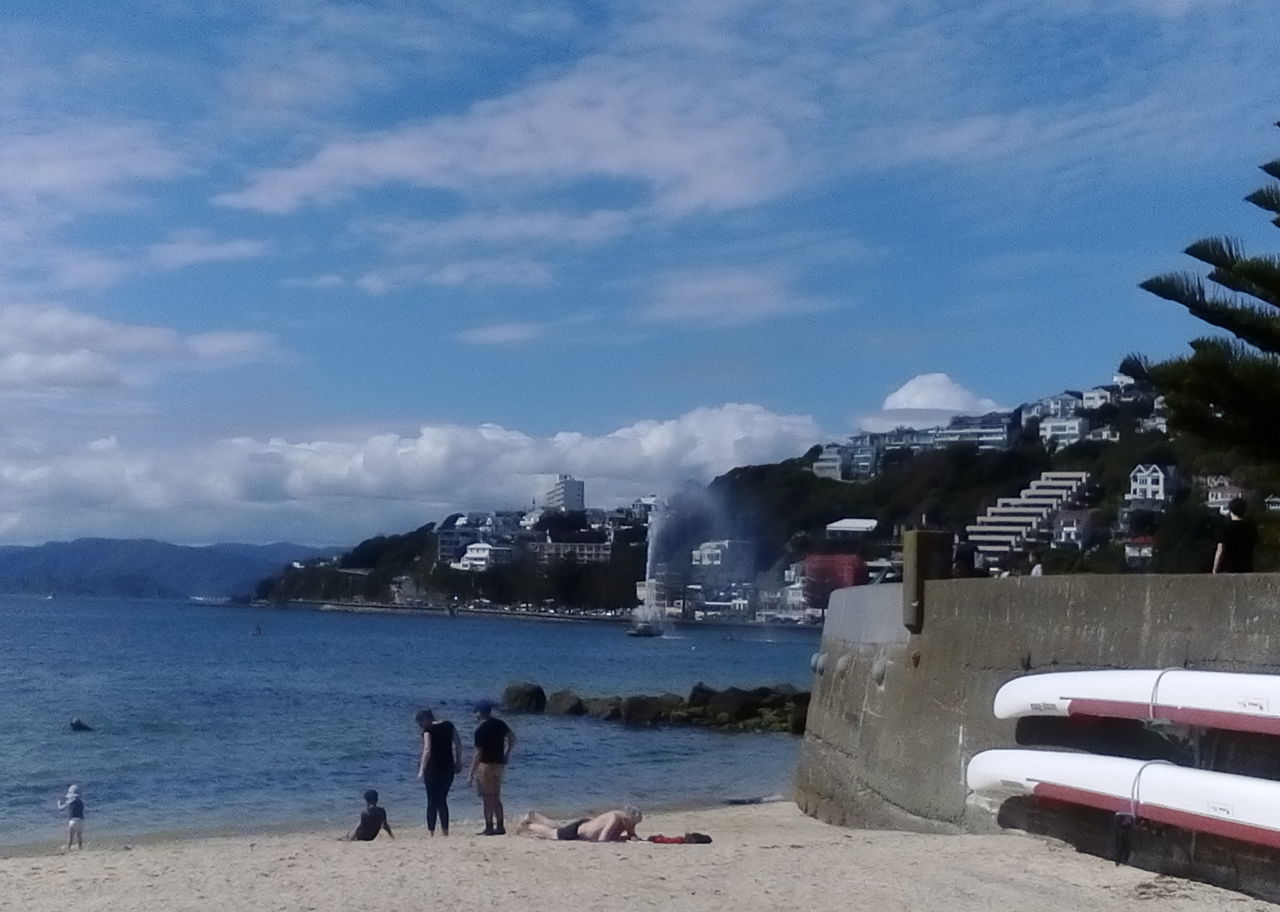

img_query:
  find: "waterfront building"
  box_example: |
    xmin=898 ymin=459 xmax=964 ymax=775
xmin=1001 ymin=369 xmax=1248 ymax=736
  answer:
xmin=528 ymin=541 xmax=612 ymax=566
xmin=436 ymin=525 xmax=482 ymax=561
xmin=452 ymin=542 xmax=514 ymax=572
xmin=690 ymin=539 xmax=755 ymax=590
xmin=544 ymin=474 xmax=585 ymax=512
xmin=825 ymin=518 xmax=878 ymax=540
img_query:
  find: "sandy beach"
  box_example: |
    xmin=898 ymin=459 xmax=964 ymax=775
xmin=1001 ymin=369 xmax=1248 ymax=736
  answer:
xmin=0 ymin=803 xmax=1263 ymax=911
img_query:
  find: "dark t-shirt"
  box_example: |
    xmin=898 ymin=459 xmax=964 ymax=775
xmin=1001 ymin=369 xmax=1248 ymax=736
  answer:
xmin=353 ymin=806 xmax=387 ymax=841
xmin=474 ymin=718 xmax=511 ymax=765
xmin=1218 ymin=520 xmax=1258 ymax=573
xmin=424 ymin=721 xmax=457 ymax=775
xmin=67 ymin=797 xmax=84 ymax=819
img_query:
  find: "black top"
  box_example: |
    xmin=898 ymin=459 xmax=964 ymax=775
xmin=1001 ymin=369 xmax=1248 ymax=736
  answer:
xmin=1218 ymin=520 xmax=1258 ymax=573
xmin=424 ymin=721 xmax=457 ymax=775
xmin=474 ymin=717 xmax=511 ymax=765
xmin=67 ymin=797 xmax=84 ymax=819
xmin=353 ymin=806 xmax=387 ymax=841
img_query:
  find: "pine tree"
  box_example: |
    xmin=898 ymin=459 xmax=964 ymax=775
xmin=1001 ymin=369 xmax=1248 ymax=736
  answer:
xmin=1123 ymin=123 xmax=1280 ymax=462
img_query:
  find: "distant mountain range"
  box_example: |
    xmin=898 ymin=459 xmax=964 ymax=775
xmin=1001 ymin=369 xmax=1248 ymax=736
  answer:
xmin=0 ymin=538 xmax=341 ymax=599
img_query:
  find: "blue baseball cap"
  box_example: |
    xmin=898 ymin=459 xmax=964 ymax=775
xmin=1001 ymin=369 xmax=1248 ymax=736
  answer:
xmin=474 ymin=699 xmax=495 ymax=714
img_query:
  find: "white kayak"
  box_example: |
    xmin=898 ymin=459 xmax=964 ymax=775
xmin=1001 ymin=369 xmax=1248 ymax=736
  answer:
xmin=993 ymin=669 xmax=1280 ymax=735
xmin=967 ymin=748 xmax=1280 ymax=849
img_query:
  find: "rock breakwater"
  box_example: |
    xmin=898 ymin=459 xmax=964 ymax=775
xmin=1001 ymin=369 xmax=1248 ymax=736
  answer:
xmin=501 ymin=680 xmax=809 ymax=734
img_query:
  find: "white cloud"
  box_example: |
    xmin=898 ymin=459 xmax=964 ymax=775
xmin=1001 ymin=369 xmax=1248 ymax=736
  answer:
xmin=0 ymin=304 xmax=276 ymax=391
xmin=146 ymin=235 xmax=271 ymax=270
xmin=0 ymin=403 xmax=821 ymax=544
xmin=859 ymin=373 xmax=1005 ymax=432
xmin=0 ymin=123 xmax=182 ymax=209
xmin=882 ymin=373 xmax=1002 ymax=412
xmin=214 ymin=54 xmax=795 ymax=216
xmin=637 ymin=269 xmax=831 ymax=327
xmin=370 ymin=209 xmax=632 ymax=250
xmin=355 ymin=257 xmax=552 ymax=294
xmin=456 ymin=322 xmax=547 ymax=345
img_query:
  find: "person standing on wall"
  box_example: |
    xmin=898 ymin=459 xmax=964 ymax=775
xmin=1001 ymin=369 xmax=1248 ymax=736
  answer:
xmin=469 ymin=700 xmax=516 ymax=836
xmin=416 ymin=708 xmax=462 ymax=837
xmin=1213 ymin=497 xmax=1258 ymax=574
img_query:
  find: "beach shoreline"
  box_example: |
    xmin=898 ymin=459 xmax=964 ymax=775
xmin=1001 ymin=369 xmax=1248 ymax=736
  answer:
xmin=0 ymin=802 xmax=1252 ymax=911
xmin=0 ymin=793 xmax=791 ymax=860
xmin=247 ymin=598 xmax=823 ymax=632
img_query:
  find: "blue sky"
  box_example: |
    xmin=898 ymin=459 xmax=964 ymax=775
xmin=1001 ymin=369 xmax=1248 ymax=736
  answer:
xmin=1 ymin=0 xmax=1277 ymax=545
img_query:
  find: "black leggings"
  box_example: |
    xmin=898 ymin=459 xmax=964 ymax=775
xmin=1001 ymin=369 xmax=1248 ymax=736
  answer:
xmin=424 ymin=771 xmax=454 ymax=833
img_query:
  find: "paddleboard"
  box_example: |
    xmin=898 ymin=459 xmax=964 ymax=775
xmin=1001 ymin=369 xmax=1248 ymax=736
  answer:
xmin=993 ymin=669 xmax=1280 ymax=736
xmin=968 ymin=748 xmax=1280 ymax=849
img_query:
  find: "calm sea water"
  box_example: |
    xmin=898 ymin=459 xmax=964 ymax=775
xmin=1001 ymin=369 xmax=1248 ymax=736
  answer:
xmin=0 ymin=597 xmax=818 ymax=847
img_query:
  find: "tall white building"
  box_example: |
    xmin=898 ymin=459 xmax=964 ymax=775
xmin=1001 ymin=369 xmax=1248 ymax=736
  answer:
xmin=544 ymin=474 xmax=585 ymax=512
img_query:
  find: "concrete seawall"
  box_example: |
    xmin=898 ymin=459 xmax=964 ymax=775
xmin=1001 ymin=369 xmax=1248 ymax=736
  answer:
xmin=795 ymin=565 xmax=1280 ymax=899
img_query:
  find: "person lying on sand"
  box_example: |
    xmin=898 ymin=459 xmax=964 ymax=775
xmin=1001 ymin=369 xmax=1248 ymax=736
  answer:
xmin=516 ymin=807 xmax=642 ymax=842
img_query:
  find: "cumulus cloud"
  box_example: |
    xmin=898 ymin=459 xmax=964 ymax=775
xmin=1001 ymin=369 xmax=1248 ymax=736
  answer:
xmin=859 ymin=373 xmax=1005 ymax=432
xmin=637 ymin=269 xmax=831 ymax=328
xmin=0 ymin=403 xmax=821 ymax=544
xmin=0 ymin=304 xmax=276 ymax=391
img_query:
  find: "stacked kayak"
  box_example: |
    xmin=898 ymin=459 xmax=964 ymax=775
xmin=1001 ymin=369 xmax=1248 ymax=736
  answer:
xmin=968 ymin=669 xmax=1280 ymax=849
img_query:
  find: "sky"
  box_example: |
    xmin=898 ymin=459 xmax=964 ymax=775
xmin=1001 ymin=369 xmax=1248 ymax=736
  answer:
xmin=1 ymin=0 xmax=1278 ymax=546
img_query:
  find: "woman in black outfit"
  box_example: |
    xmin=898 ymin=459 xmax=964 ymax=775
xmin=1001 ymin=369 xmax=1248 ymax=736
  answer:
xmin=416 ymin=708 xmax=462 ymax=836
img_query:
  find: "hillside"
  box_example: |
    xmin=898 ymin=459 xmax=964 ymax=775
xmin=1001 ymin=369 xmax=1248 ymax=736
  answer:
xmin=0 ymin=539 xmax=338 ymax=599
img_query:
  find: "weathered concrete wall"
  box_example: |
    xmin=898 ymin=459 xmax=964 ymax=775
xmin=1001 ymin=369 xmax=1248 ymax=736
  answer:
xmin=795 ymin=570 xmax=1280 ymax=899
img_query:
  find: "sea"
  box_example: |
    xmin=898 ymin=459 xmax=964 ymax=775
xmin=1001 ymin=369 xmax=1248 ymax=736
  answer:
xmin=0 ymin=596 xmax=819 ymax=848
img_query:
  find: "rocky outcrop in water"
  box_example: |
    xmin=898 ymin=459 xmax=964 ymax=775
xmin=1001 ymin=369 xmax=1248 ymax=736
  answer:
xmin=502 ymin=681 xmax=809 ymax=734
xmin=502 ymin=681 xmax=547 ymax=713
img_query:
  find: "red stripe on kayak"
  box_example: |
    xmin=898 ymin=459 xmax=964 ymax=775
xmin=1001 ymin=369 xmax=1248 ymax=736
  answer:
xmin=1032 ymin=782 xmax=1130 ymax=814
xmin=1139 ymin=802 xmax=1280 ymax=851
xmin=1030 ymin=781 xmax=1280 ymax=851
xmin=1066 ymin=699 xmax=1280 ymax=736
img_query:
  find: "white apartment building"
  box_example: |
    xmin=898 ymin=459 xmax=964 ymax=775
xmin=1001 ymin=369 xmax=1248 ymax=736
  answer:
xmin=1039 ymin=416 xmax=1090 ymax=448
xmin=1082 ymin=387 xmax=1113 ymax=410
xmin=452 ymin=542 xmax=514 ymax=572
xmin=964 ymin=470 xmax=1090 ymax=556
xmin=544 ymin=474 xmax=585 ymax=512
xmin=811 ymin=444 xmax=851 ymax=481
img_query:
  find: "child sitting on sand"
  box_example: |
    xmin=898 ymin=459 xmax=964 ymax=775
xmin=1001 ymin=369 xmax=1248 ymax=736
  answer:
xmin=57 ymin=784 xmax=84 ymax=850
xmin=349 ymin=789 xmax=394 ymax=842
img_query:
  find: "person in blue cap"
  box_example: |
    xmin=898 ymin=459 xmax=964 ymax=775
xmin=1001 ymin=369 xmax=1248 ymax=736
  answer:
xmin=468 ymin=700 xmax=515 ymax=835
